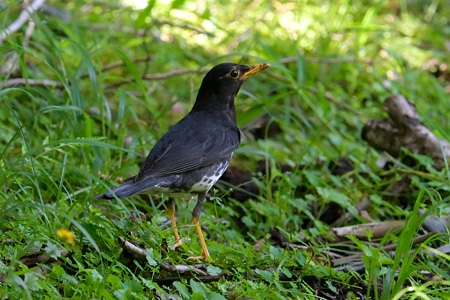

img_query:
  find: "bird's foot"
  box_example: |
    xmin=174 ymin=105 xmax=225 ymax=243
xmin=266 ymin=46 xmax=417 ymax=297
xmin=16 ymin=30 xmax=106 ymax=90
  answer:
xmin=186 ymin=251 xmax=210 ymax=262
xmin=172 ymin=237 xmax=190 ymax=250
xmin=172 ymin=240 xmax=183 ymax=249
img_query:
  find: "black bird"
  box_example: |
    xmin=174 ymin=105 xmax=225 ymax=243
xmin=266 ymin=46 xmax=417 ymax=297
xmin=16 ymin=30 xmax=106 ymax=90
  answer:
xmin=96 ymin=62 xmax=269 ymax=260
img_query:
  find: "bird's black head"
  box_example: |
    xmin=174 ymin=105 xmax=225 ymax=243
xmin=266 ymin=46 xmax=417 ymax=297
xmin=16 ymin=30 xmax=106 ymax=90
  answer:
xmin=192 ymin=63 xmax=269 ymax=113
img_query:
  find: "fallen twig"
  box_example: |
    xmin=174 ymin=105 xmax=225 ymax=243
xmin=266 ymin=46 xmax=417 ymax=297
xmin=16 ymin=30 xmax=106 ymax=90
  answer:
xmin=421 ymin=210 xmax=450 ymax=233
xmin=153 ymin=274 xmax=223 ymax=285
xmin=362 ymin=94 xmax=450 ymax=169
xmin=1 ymin=8 xmax=37 ymax=76
xmin=118 ymin=236 xmax=209 ymax=276
xmin=19 ymin=248 xmax=70 ymax=267
xmin=1 ymin=78 xmax=63 ymax=88
xmin=160 ymin=262 xmax=207 ymax=276
xmin=0 ymin=245 xmax=70 ymax=283
xmin=118 ymin=236 xmax=147 ymax=258
xmin=331 ymin=198 xmax=372 ymax=227
xmin=330 ymin=220 xmax=406 ymax=241
xmin=0 ymin=0 xmax=46 ymax=45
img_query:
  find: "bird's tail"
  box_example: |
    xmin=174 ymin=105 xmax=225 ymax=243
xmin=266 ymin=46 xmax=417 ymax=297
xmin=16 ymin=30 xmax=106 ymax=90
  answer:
xmin=95 ymin=176 xmax=149 ymax=199
xmin=95 ymin=175 xmax=177 ymax=199
xmin=95 ymin=183 xmax=143 ymax=199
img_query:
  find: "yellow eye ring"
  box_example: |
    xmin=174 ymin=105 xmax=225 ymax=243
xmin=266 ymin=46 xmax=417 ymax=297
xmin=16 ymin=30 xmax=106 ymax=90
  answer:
xmin=230 ymin=70 xmax=239 ymax=78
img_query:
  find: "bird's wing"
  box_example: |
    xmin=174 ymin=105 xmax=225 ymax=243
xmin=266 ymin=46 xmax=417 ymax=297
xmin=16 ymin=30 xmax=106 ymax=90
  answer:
xmin=136 ymin=117 xmax=240 ymax=179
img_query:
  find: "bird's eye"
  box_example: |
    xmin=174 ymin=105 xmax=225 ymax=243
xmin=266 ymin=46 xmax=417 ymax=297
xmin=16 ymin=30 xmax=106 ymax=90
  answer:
xmin=229 ymin=70 xmax=239 ymax=79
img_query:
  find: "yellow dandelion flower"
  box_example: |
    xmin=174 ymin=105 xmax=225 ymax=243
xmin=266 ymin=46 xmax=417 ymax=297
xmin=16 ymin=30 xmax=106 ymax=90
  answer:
xmin=57 ymin=228 xmax=75 ymax=245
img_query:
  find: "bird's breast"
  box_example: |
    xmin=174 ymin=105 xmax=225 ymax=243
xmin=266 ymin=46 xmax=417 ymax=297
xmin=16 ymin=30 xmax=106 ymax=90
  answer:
xmin=189 ymin=159 xmax=231 ymax=193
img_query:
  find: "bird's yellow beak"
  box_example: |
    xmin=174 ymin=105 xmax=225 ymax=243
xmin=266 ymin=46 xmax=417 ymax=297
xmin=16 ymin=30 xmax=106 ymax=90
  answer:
xmin=241 ymin=63 xmax=270 ymax=80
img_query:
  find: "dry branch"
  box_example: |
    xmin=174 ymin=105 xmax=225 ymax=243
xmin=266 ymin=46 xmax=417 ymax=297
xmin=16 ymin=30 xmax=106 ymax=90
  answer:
xmin=19 ymin=248 xmax=70 ymax=266
xmin=1 ymin=5 xmax=38 ymax=76
xmin=0 ymin=246 xmax=70 ymax=283
xmin=421 ymin=210 xmax=450 ymax=233
xmin=331 ymin=198 xmax=372 ymax=227
xmin=362 ymin=94 xmax=450 ymax=169
xmin=118 ymin=236 xmax=147 ymax=257
xmin=330 ymin=220 xmax=405 ymax=240
xmin=118 ymin=236 xmax=209 ymax=276
xmin=0 ymin=0 xmax=46 ymax=45
xmin=1 ymin=78 xmax=63 ymax=88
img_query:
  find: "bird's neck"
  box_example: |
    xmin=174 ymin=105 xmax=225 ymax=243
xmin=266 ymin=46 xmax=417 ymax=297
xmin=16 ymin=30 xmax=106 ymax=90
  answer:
xmin=191 ymin=90 xmax=237 ymax=124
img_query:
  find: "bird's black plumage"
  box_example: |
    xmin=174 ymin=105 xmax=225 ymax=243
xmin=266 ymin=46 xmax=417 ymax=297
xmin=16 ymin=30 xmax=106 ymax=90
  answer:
xmin=96 ymin=62 xmax=269 ymax=260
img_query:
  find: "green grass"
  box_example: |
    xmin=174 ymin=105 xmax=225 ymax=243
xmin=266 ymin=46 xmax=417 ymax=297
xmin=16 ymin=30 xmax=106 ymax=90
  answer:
xmin=1 ymin=0 xmax=450 ymax=299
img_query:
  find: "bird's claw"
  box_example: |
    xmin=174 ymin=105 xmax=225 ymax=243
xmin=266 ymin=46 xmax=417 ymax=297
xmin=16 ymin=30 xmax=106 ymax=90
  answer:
xmin=172 ymin=237 xmax=190 ymax=250
xmin=186 ymin=255 xmax=207 ymax=261
xmin=186 ymin=251 xmax=211 ymax=261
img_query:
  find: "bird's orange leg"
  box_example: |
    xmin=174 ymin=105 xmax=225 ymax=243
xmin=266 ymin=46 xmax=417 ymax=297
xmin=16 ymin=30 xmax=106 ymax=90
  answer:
xmin=187 ymin=193 xmax=211 ymax=261
xmin=168 ymin=198 xmax=183 ymax=249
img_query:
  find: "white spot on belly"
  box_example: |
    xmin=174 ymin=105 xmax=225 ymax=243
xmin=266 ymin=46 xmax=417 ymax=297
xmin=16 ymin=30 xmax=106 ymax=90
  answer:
xmin=190 ymin=161 xmax=228 ymax=192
